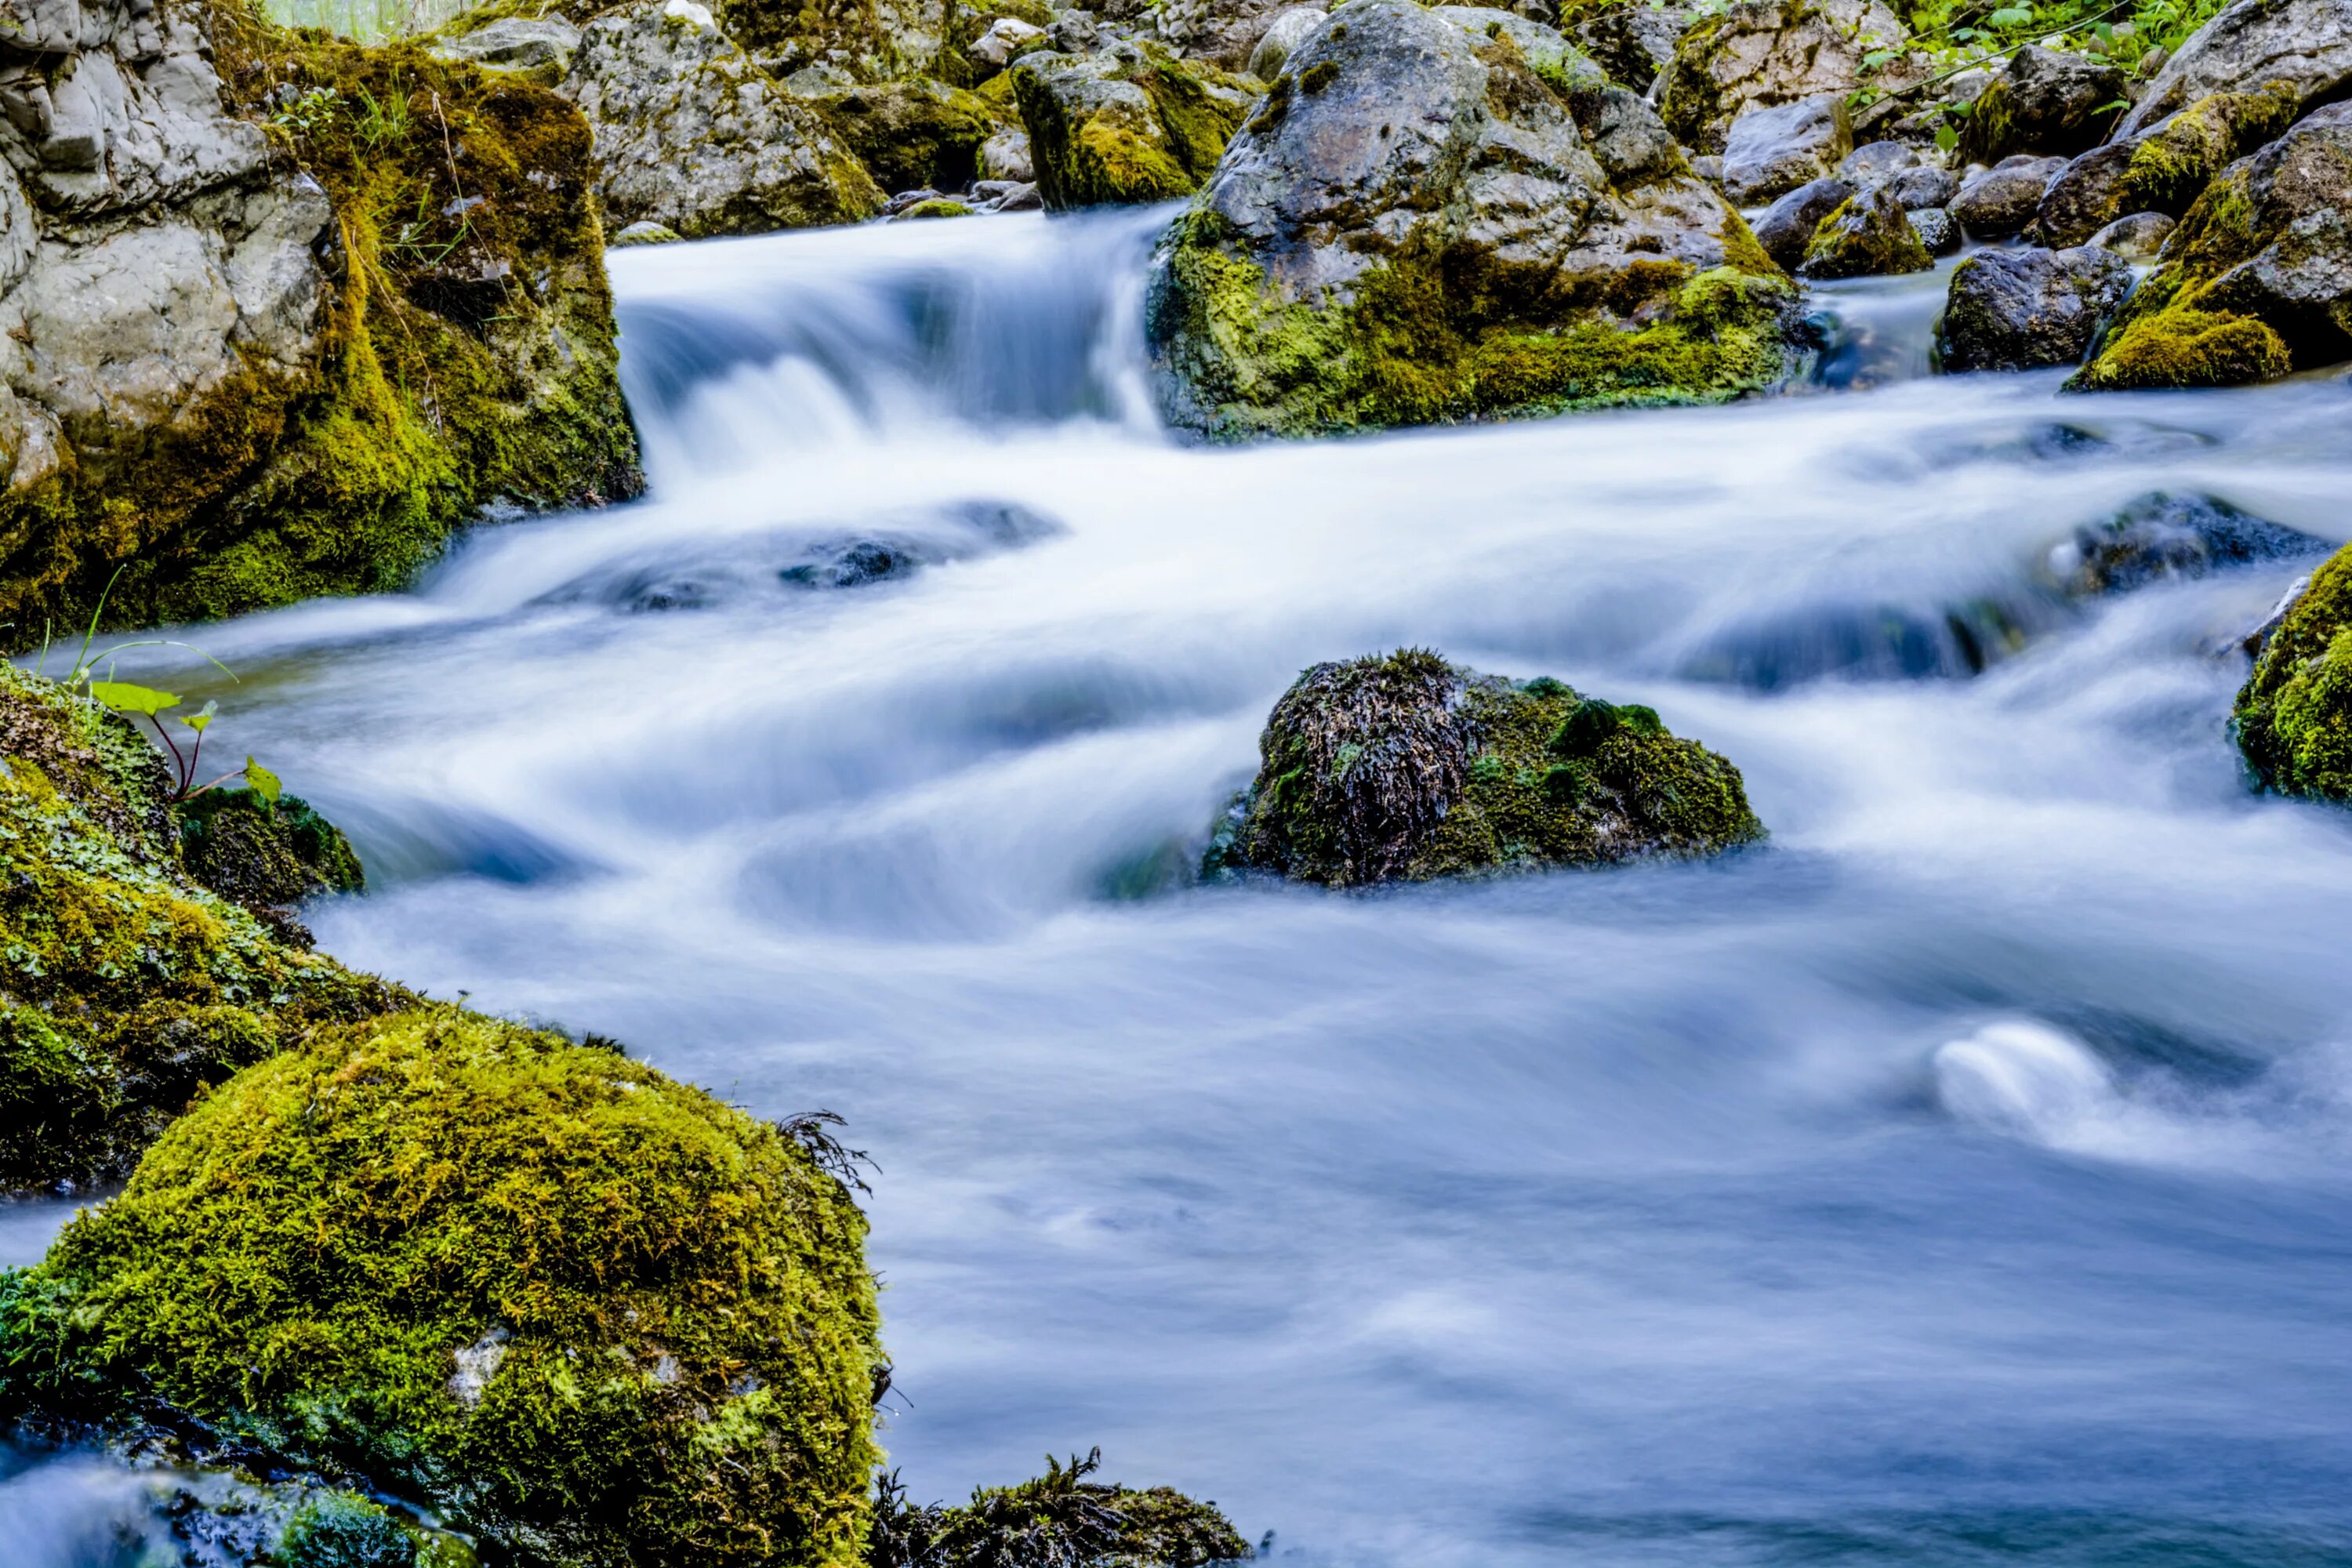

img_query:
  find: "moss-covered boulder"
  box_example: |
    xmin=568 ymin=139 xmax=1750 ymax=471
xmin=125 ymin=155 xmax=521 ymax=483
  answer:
xmin=2235 ymin=543 xmax=2352 ymax=804
xmin=1008 ymin=40 xmax=1257 ymax=209
xmin=1208 ymin=650 xmax=1764 ymax=887
xmin=1656 ymin=0 xmax=1911 ymax=154
xmin=811 ymin=74 xmax=1007 ymax=193
xmin=0 ymin=666 xmax=397 ymax=1193
xmin=179 ymin=784 xmax=367 ymax=925
xmin=0 ymin=1006 xmax=886 ymax=1568
xmin=871 ymin=1447 xmax=1250 ymax=1568
xmin=0 ymin=0 xmax=641 ymax=643
xmin=1798 ymin=184 xmax=1931 ymax=278
xmin=1958 ymin=44 xmax=2126 ymax=165
xmin=2032 ymin=84 xmax=2300 ymax=247
xmin=1148 ymin=1 xmax=1800 ymax=437
xmin=2071 ymin=101 xmax=2352 ymax=390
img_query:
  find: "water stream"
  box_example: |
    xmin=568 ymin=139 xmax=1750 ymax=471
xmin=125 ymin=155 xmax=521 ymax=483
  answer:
xmin=11 ymin=209 xmax=2352 ymax=1565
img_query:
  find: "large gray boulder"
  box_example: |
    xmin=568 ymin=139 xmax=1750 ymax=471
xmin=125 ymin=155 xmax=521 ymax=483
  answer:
xmin=2031 ymin=82 xmax=2300 ymax=245
xmin=1008 ymin=40 xmax=1257 ymax=209
xmin=1959 ymin=44 xmax=2126 ymax=162
xmin=1950 ymin=153 xmax=2066 ymax=236
xmin=1938 ymin=245 xmax=2132 ymax=371
xmin=1720 ymin=93 xmax=1850 ymax=205
xmin=1147 ymin=0 xmax=1801 ymax=437
xmin=1657 ymin=0 xmax=1911 ymax=153
xmin=1751 ymin=174 xmax=1851 ymax=268
xmin=561 ymin=0 xmax=884 ymax=237
xmin=2118 ymin=0 xmax=2352 ymax=138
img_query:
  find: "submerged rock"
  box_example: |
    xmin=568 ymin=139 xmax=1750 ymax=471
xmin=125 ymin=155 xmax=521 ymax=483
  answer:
xmin=0 ymin=1007 xmax=887 ymax=1568
xmin=0 ymin=666 xmax=396 ymax=1192
xmin=1207 ymin=650 xmax=1764 ymax=887
xmin=2234 ymin=540 xmax=2352 ymax=803
xmin=1938 ymin=245 xmax=2131 ymax=372
xmin=1798 ymin=185 xmax=1931 ymax=279
xmin=1148 ymin=0 xmax=1800 ymax=437
xmin=2047 ymin=492 xmax=2326 ymax=597
xmin=1008 ymin=40 xmax=1256 ymax=209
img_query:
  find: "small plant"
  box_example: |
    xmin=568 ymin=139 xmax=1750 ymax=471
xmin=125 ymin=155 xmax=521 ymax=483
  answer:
xmin=267 ymin=82 xmax=343 ymax=136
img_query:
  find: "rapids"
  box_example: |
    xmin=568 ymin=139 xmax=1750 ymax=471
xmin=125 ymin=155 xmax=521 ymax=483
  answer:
xmin=9 ymin=208 xmax=2352 ymax=1566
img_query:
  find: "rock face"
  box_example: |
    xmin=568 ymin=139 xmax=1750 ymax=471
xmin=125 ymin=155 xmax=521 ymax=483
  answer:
xmin=2031 ymin=82 xmax=2299 ymax=245
xmin=2118 ymin=0 xmax=2352 ymax=138
xmin=563 ymin=0 xmax=884 ymax=234
xmin=1570 ymin=0 xmax=1693 ymax=92
xmin=2048 ymin=490 xmax=2325 ymax=597
xmin=2074 ymin=100 xmax=2352 ymax=390
xmin=1657 ymin=0 xmax=1908 ymax=153
xmin=0 ymin=665 xmax=396 ymax=1192
xmin=1959 ymin=44 xmax=2126 ymax=163
xmin=2234 ymin=540 xmax=2352 ymax=802
xmin=1008 ymin=39 xmax=1254 ymax=208
xmin=1753 ymin=173 xmax=1852 ymax=267
xmin=1938 ymin=245 xmax=2131 ymax=371
xmin=1148 ymin=0 xmax=1801 ymax=437
xmin=1798 ymin=183 xmax=1930 ymax=278
xmin=1950 ymin=153 xmax=2065 ymax=237
xmin=1206 ymin=650 xmax=1765 ymax=886
xmin=0 ymin=0 xmax=640 ymax=638
xmin=0 ymin=1006 xmax=887 ymax=1568
xmin=811 ymin=74 xmax=1004 ymax=192
xmin=1720 ymin=93 xmax=1849 ymax=204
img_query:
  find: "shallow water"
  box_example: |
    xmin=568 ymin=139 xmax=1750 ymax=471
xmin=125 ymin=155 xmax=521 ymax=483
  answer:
xmin=19 ymin=209 xmax=2352 ymax=1566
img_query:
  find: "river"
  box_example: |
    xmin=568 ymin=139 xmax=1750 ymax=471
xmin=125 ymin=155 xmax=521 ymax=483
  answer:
xmin=5 ymin=208 xmax=2351 ymax=1566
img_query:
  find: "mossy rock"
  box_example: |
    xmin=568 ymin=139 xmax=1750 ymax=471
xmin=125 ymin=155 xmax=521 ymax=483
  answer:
xmin=0 ymin=1006 xmax=886 ymax=1568
xmin=0 ymin=665 xmax=398 ymax=1192
xmin=0 ymin=5 xmax=642 ymax=644
xmin=1797 ymin=186 xmax=1931 ymax=280
xmin=179 ymin=786 xmax=366 ymax=924
xmin=871 ymin=1447 xmax=1250 ymax=1568
xmin=276 ymin=1491 xmax=441 ymax=1568
xmin=1209 ymin=650 xmax=1765 ymax=887
xmin=2234 ymin=543 xmax=2352 ymax=804
xmin=1008 ymin=42 xmax=1256 ymax=210
xmin=813 ymin=75 xmax=1005 ymax=193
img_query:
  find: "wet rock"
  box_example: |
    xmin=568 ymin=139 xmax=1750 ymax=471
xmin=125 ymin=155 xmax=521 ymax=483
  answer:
xmin=2087 ymin=210 xmax=2174 ymax=260
xmin=1008 ymin=39 xmax=1255 ymax=209
xmin=811 ymin=75 xmax=1003 ymax=193
xmin=178 ymin=786 xmax=365 ymax=929
xmin=1247 ymin=3 xmax=1325 ymax=79
xmin=1798 ymin=183 xmax=1932 ymax=278
xmin=1950 ymin=153 xmax=2065 ymax=237
xmin=1887 ymin=162 xmax=1956 ymax=208
xmin=1657 ymin=0 xmax=1911 ymax=153
xmin=1205 ymin=650 xmax=1763 ymax=885
xmin=1938 ymin=244 xmax=2131 ymax=371
xmin=1680 ymin=595 xmax=2049 ymax=685
xmin=2118 ymin=0 xmax=2352 ymax=139
xmin=2047 ymin=491 xmax=2327 ymax=597
xmin=1838 ymin=138 xmax=1917 ymax=186
xmin=2073 ymin=101 xmax=2352 ymax=390
xmin=996 ymin=179 xmax=1044 ymax=209
xmin=2240 ymin=573 xmax=2310 ymax=658
xmin=1721 ymin=93 xmax=1851 ymax=204
xmin=1146 ymin=0 xmax=1802 ymax=437
xmin=871 ymin=1448 xmax=1250 ymax=1568
xmin=1570 ymin=0 xmax=1692 ymax=91
xmin=1908 ymin=205 xmax=1957 ymax=254
xmin=2032 ymin=84 xmax=2300 ymax=245
xmin=2030 ymin=138 xmax=2137 ymax=247
xmin=1753 ymin=174 xmax=1853 ymax=269
xmin=564 ymin=0 xmax=884 ymax=237
xmin=2234 ymin=539 xmax=2352 ymax=800
xmin=1960 ymin=44 xmax=2126 ymax=162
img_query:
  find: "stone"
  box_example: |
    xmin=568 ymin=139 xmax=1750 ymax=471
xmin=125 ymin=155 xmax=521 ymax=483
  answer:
xmin=1721 ymin=93 xmax=1851 ymax=204
xmin=2032 ymin=83 xmax=2300 ymax=245
xmin=1153 ymin=0 xmax=1305 ymax=70
xmin=1145 ymin=0 xmax=1802 ymax=437
xmin=1752 ymin=174 xmax=1852 ymax=268
xmin=612 ymin=218 xmax=684 ymax=244
xmin=1571 ymin=0 xmax=1693 ymax=92
xmin=1658 ymin=0 xmax=1911 ymax=153
xmin=2046 ymin=491 xmax=2326 ymax=597
xmin=1247 ymin=3 xmax=1324 ymax=79
xmin=2086 ymin=210 xmax=2174 ymax=260
xmin=1204 ymin=651 xmax=1764 ymax=885
xmin=969 ymin=13 xmax=1046 ymax=68
xmin=2074 ymin=101 xmax=2352 ymax=389
xmin=1938 ymin=244 xmax=2132 ymax=370
xmin=2118 ymin=0 xmax=2352 ymax=139
xmin=562 ymin=0 xmax=884 ymax=238
xmin=1950 ymin=153 xmax=2065 ymax=237
xmin=1887 ymin=163 xmax=1956 ymax=207
xmin=1838 ymin=138 xmax=1917 ymax=185
xmin=1908 ymin=205 xmax=1956 ymax=253
xmin=1008 ymin=39 xmax=1255 ymax=209
xmin=425 ymin=14 xmax=582 ymax=83
xmin=979 ymin=124 xmax=1035 ymax=180
xmin=1798 ymin=183 xmax=1932 ymax=278
xmin=810 ymin=76 xmax=1003 ymax=194
xmin=2233 ymin=539 xmax=2352 ymax=801
xmin=1960 ymin=44 xmax=2126 ymax=162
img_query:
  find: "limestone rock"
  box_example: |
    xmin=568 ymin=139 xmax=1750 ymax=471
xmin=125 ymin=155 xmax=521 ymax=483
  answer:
xmin=1938 ymin=244 xmax=2131 ymax=371
xmin=1247 ymin=3 xmax=1324 ymax=79
xmin=1950 ymin=152 xmax=2064 ymax=236
xmin=564 ymin=0 xmax=884 ymax=237
xmin=1752 ymin=173 xmax=1851 ymax=267
xmin=1570 ymin=0 xmax=1693 ymax=91
xmin=1657 ymin=0 xmax=1910 ymax=154
xmin=1720 ymin=93 xmax=1850 ymax=204
xmin=2118 ymin=0 xmax=2352 ymax=139
xmin=1146 ymin=0 xmax=1800 ymax=437
xmin=1798 ymin=183 xmax=1931 ymax=278
xmin=2031 ymin=83 xmax=2300 ymax=246
xmin=1960 ymin=44 xmax=2126 ymax=162
xmin=1009 ymin=38 xmax=1255 ymax=209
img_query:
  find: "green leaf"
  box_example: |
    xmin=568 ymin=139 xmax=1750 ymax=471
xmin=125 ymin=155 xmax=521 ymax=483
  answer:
xmin=183 ymin=699 xmax=219 ymax=734
xmin=1936 ymin=122 xmax=1960 ymax=151
xmin=2092 ymin=19 xmax=2114 ymax=39
xmin=245 ymin=757 xmax=281 ymax=807
xmin=1986 ymin=4 xmax=2031 ymax=23
xmin=1953 ymin=24 xmax=1980 ymax=38
xmin=89 ymin=681 xmax=180 ymax=717
xmin=1863 ymin=48 xmax=1895 ymax=66
xmin=2092 ymin=97 xmax=2130 ymax=112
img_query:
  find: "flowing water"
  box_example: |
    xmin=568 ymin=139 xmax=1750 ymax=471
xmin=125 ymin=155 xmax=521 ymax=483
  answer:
xmin=12 ymin=209 xmax=2352 ymax=1566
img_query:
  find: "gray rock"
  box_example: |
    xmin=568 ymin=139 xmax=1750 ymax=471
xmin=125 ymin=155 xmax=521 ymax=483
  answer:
xmin=1570 ymin=0 xmax=1692 ymax=91
xmin=1575 ymin=79 xmax=1682 ymax=187
xmin=1838 ymin=139 xmax=1917 ymax=184
xmin=2033 ymin=83 xmax=2302 ymax=246
xmin=611 ymin=219 xmax=684 ymax=245
xmin=1798 ymin=182 xmax=1933 ymax=278
xmin=978 ymin=125 xmax=1034 ymax=181
xmin=2048 ymin=492 xmax=2327 ymax=597
xmin=968 ymin=15 xmax=1046 ymax=69
xmin=1008 ymin=40 xmax=1255 ymax=209
xmin=561 ymin=0 xmax=884 ymax=238
xmin=1657 ymin=0 xmax=1914 ymax=152
xmin=1247 ymin=4 xmax=1324 ymax=79
xmin=996 ymin=180 xmax=1044 ymax=211
xmin=1908 ymin=205 xmax=1957 ymax=254
xmin=2028 ymin=139 xmax=2136 ymax=246
xmin=1752 ymin=174 xmax=1852 ymax=268
xmin=2118 ymin=0 xmax=2352 ymax=138
xmin=1938 ymin=244 xmax=2131 ymax=371
xmin=2086 ymin=210 xmax=2174 ymax=260
xmin=1156 ymin=0 xmax=1305 ymax=68
xmin=1961 ymin=44 xmax=2126 ymax=162
xmin=426 ymin=15 xmax=583 ymax=80
xmin=1721 ymin=93 xmax=1851 ymax=205
xmin=1887 ymin=163 xmax=1956 ymax=207
xmin=2162 ymin=100 xmax=2352 ymax=365
xmin=1950 ymin=153 xmax=2066 ymax=237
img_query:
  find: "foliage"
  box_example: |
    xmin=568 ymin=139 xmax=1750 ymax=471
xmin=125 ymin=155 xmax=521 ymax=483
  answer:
xmin=870 ymin=1449 xmax=1251 ymax=1568
xmin=1847 ymin=0 xmax=2230 ymax=125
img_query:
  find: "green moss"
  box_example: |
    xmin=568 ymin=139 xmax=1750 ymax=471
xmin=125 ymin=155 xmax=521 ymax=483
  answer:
xmin=900 ymin=198 xmax=975 ymax=217
xmin=1152 ymin=206 xmax=1798 ymax=437
xmin=1010 ymin=44 xmax=1252 ymax=209
xmin=872 ymin=1449 xmax=1249 ymax=1568
xmin=1798 ymin=191 xmax=1932 ymax=280
xmin=179 ymin=786 xmax=366 ymax=922
xmin=0 ymin=1005 xmax=885 ymax=1567
xmin=2068 ymin=292 xmax=2290 ymax=390
xmin=278 ymin=1492 xmax=420 ymax=1568
xmin=0 ymin=666 xmax=398 ymax=1191
xmin=0 ymin=9 xmax=641 ymax=644
xmin=2117 ymin=83 xmax=2298 ymax=215
xmin=813 ymin=76 xmax=1004 ymax=193
xmin=2234 ymin=543 xmax=2352 ymax=803
xmin=1210 ymin=650 xmax=1763 ymax=886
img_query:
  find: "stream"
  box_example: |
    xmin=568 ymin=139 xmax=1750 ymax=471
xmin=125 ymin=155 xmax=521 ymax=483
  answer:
xmin=7 ymin=208 xmax=2352 ymax=1566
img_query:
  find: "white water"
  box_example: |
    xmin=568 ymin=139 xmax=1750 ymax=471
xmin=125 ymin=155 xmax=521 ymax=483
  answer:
xmin=19 ymin=209 xmax=2352 ymax=1566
